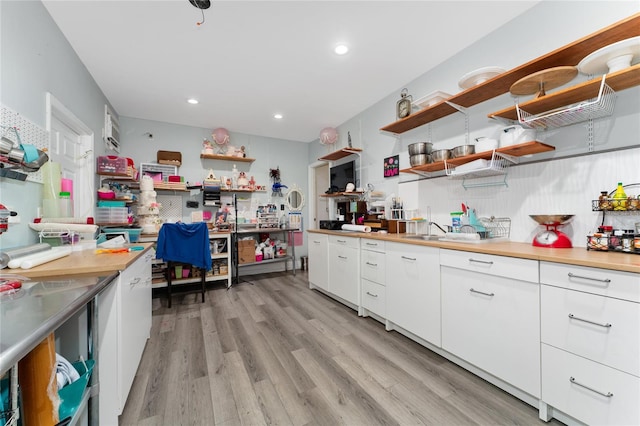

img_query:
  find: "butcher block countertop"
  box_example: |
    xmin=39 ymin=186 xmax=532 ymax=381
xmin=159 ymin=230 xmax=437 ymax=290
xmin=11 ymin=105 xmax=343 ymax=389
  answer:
xmin=12 ymin=243 xmax=155 ymax=279
xmin=308 ymin=229 xmax=640 ymax=274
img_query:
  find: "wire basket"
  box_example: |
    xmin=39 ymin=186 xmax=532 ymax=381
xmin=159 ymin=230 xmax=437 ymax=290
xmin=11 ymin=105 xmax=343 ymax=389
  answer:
xmin=516 ymin=76 xmax=616 ymax=130
xmin=478 ymin=216 xmax=511 ymax=239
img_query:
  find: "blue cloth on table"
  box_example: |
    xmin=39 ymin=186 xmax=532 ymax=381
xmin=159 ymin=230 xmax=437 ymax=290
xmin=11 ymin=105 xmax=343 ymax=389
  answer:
xmin=156 ymin=222 xmax=212 ymax=270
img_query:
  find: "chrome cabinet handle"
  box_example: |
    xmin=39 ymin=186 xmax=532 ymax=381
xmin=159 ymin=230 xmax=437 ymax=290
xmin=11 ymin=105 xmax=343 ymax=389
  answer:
xmin=568 ymin=313 xmax=612 ymax=328
xmin=365 ymin=262 xmax=378 ymax=267
xmin=401 ymin=256 xmax=416 ymax=261
xmin=569 ymin=377 xmax=613 ymax=398
xmin=469 ymin=258 xmax=493 ymax=265
xmin=130 ymin=277 xmax=141 ymax=286
xmin=337 ymin=239 xmax=347 ymax=243
xmin=366 ymin=291 xmax=378 ymax=298
xmin=338 ymin=255 xmax=347 ymax=259
xmin=313 ymin=240 xmax=321 ymax=244
xmin=365 ymin=242 xmax=378 ymax=246
xmin=568 ymin=272 xmax=611 ymax=284
xmin=470 ymin=288 xmax=494 ymax=297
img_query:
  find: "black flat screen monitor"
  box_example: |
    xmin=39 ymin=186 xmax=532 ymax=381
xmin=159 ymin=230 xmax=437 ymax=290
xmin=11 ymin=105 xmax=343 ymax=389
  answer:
xmin=330 ymin=160 xmax=355 ymax=192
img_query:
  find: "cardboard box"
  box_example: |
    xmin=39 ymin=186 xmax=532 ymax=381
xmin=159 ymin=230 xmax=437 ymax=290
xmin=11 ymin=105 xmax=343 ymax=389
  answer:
xmin=238 ymin=239 xmax=255 ymax=250
xmin=239 ymin=248 xmax=256 ymax=264
xmin=387 ymin=220 xmax=406 ymax=234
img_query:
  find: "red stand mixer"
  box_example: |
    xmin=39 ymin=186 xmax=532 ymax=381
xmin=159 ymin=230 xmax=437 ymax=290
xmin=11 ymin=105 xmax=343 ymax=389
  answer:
xmin=530 ymin=215 xmax=574 ymax=248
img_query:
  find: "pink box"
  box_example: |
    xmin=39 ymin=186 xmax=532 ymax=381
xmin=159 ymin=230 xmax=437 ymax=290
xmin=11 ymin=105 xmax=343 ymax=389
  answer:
xmin=255 ymin=253 xmax=263 ymax=262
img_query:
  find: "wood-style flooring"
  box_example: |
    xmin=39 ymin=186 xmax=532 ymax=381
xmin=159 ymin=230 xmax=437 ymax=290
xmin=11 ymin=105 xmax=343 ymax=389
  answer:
xmin=119 ymin=271 xmax=561 ymax=426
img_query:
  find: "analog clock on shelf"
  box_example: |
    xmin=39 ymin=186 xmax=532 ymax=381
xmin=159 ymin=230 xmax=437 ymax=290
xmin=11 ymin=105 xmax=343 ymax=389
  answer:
xmin=396 ymin=88 xmax=412 ymax=119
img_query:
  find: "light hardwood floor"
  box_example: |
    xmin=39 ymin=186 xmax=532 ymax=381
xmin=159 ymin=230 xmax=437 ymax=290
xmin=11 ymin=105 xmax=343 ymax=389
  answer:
xmin=119 ymin=271 xmax=562 ymax=426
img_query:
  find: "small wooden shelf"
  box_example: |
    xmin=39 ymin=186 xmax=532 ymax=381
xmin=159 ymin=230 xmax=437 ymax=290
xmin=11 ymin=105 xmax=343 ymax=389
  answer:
xmin=489 ymin=65 xmax=640 ymax=121
xmin=318 ymin=148 xmax=363 ymax=162
xmin=200 ymin=154 xmax=255 ymax=163
xmin=221 ymin=188 xmax=267 ymax=193
xmin=319 ymin=191 xmax=364 ymax=198
xmin=380 ymin=13 xmax=640 ymax=135
xmin=97 ymin=172 xmax=136 ymax=181
xmin=400 ymin=141 xmax=555 ymax=175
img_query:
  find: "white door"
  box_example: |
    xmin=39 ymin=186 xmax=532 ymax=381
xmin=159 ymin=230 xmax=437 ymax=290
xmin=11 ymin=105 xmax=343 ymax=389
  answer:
xmin=46 ymin=93 xmax=95 ymax=218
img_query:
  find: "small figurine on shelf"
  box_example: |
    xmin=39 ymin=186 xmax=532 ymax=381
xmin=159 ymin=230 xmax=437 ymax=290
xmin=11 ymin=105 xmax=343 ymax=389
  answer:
xmin=249 ymin=176 xmax=256 ymax=191
xmin=240 ymin=145 xmax=247 ymax=158
xmin=238 ymin=172 xmax=249 ymax=189
xmin=202 ymin=139 xmax=214 ymax=155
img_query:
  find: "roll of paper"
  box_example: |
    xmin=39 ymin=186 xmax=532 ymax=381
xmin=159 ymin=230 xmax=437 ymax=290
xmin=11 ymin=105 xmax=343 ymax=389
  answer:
xmin=7 ymin=248 xmax=54 ymax=269
xmin=1 ymin=243 xmax=51 ymax=269
xmin=341 ymin=224 xmax=372 ymax=233
xmin=19 ymin=247 xmax=72 ymax=269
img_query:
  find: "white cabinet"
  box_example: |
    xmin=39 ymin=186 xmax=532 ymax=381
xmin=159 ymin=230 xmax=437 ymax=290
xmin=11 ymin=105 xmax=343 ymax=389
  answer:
xmin=360 ymin=239 xmax=386 ymax=319
xmin=119 ymin=250 xmax=153 ymax=410
xmin=328 ymin=236 xmax=359 ymax=308
xmin=386 ymin=242 xmax=440 ymax=346
xmin=308 ymin=234 xmax=328 ymax=292
xmin=540 ymin=262 xmax=640 ymax=426
xmin=440 ymin=249 xmax=540 ymax=398
xmin=98 ymin=250 xmax=153 ymax=425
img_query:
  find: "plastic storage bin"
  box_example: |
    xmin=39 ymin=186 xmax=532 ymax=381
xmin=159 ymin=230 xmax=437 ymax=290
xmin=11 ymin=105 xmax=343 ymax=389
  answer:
xmin=97 ymin=155 xmax=128 ymax=175
xmin=96 ymin=207 xmax=128 ymax=224
xmin=102 ymin=227 xmax=142 ymax=242
xmin=58 ymin=359 xmax=95 ymax=421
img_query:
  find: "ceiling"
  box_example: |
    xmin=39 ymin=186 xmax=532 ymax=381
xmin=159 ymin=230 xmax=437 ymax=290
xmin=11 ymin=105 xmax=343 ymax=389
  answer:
xmin=42 ymin=1 xmax=539 ymax=143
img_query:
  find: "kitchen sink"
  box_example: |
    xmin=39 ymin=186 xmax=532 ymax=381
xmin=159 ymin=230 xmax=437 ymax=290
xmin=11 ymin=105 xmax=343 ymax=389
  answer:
xmin=402 ymin=234 xmax=442 ymax=241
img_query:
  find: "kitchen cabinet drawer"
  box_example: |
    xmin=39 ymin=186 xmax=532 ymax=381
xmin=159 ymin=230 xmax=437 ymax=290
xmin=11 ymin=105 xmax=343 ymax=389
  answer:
xmin=540 ymin=262 xmax=640 ymax=303
xmin=329 ymin=235 xmax=359 ymax=249
xmin=542 ymin=344 xmax=640 ymax=426
xmin=361 ymin=279 xmax=386 ymax=318
xmin=441 ymin=265 xmax=540 ymax=397
xmin=360 ymin=238 xmax=385 ymax=253
xmin=541 ymin=284 xmax=640 ymax=377
xmin=360 ymin=249 xmax=385 ymax=284
xmin=440 ymin=249 xmax=538 ymax=283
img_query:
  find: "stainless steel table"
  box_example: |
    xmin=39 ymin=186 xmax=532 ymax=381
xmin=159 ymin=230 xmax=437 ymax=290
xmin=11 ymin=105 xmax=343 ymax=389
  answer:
xmin=0 ymin=273 xmax=117 ymax=425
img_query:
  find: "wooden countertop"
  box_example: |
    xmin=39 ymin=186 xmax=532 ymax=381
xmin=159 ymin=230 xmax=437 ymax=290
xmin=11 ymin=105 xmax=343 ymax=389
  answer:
xmin=12 ymin=243 xmax=155 ymax=279
xmin=308 ymin=229 xmax=640 ymax=274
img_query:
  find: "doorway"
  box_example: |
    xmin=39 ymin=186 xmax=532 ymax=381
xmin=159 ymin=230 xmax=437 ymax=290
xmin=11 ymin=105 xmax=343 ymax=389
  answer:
xmin=308 ymin=161 xmax=330 ymax=229
xmin=46 ymin=93 xmax=94 ymax=219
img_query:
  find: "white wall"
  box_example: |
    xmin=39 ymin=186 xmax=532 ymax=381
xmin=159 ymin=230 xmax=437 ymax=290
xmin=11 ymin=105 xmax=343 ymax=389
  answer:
xmin=310 ymin=1 xmax=640 ymax=247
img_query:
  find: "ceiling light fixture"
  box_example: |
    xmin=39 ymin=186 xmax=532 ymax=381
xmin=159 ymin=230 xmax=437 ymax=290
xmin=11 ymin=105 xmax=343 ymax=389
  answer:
xmin=187 ymin=98 xmax=199 ymax=104
xmin=274 ymin=114 xmax=283 ymax=119
xmin=188 ymin=0 xmax=210 ymax=26
xmin=334 ymin=44 xmax=349 ymax=55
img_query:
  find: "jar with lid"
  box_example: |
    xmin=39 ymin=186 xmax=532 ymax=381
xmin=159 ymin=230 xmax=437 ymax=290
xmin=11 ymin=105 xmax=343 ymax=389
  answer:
xmin=598 ymin=191 xmax=611 ymax=210
xmin=621 ymin=232 xmax=634 ymax=252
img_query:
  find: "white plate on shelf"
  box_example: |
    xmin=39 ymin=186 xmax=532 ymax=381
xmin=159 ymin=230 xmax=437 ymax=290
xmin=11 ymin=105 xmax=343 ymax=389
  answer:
xmin=458 ymin=66 xmax=506 ymax=90
xmin=412 ymin=91 xmax=452 ymax=109
xmin=577 ymin=36 xmax=640 ymax=75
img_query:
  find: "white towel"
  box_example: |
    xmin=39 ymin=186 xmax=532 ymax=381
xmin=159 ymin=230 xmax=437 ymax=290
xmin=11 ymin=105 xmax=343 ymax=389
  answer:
xmin=56 ymin=353 xmax=80 ymax=390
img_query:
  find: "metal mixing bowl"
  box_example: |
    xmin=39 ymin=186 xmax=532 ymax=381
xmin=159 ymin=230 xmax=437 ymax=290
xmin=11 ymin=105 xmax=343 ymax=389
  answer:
xmin=451 ymin=144 xmax=475 ymax=158
xmin=409 ymin=154 xmax=432 ymax=167
xmin=431 ymin=149 xmax=451 ymax=162
xmin=529 ymin=214 xmax=574 ymax=225
xmin=408 ymin=142 xmax=433 ymax=155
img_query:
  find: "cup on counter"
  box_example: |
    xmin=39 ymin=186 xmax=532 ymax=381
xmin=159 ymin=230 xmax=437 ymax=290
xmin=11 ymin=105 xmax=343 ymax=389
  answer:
xmin=450 ymin=212 xmax=463 ymax=233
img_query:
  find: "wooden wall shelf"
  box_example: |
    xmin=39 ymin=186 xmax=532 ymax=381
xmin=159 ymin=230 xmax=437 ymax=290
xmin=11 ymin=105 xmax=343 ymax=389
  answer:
xmin=380 ymin=13 xmax=640 ymax=135
xmin=200 ymin=154 xmax=255 ymax=163
xmin=320 ymin=191 xmax=364 ymax=198
xmin=400 ymin=141 xmax=555 ymax=175
xmin=318 ymin=148 xmax=362 ymax=162
xmin=489 ymin=65 xmax=640 ymax=121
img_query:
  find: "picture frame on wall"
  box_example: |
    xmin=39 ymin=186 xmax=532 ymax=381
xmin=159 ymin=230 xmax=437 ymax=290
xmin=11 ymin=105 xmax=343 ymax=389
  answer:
xmin=384 ymin=155 xmax=399 ymax=178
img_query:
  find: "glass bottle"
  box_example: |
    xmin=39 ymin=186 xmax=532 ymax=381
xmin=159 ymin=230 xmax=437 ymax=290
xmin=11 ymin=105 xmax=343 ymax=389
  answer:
xmin=612 ymin=182 xmax=627 ymax=211
xmin=598 ymin=191 xmax=610 ymax=210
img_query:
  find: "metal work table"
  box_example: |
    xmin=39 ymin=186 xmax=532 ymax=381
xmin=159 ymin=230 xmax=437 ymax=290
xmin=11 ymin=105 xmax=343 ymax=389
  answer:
xmin=232 ymin=227 xmax=297 ymax=285
xmin=0 ymin=272 xmax=118 ymax=425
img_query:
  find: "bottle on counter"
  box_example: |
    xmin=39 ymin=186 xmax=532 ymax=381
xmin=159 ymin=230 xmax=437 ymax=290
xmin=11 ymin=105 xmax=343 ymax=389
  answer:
xmin=612 ymin=182 xmax=627 ymax=211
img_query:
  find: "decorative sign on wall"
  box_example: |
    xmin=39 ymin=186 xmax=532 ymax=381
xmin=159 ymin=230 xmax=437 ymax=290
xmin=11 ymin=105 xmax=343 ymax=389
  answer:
xmin=383 ymin=155 xmax=399 ymax=178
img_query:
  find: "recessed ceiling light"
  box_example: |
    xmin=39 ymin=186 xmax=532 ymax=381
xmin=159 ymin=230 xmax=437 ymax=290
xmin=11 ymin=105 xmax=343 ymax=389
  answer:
xmin=334 ymin=44 xmax=349 ymax=55
xmin=187 ymin=98 xmax=199 ymax=105
xmin=274 ymin=113 xmax=283 ymax=119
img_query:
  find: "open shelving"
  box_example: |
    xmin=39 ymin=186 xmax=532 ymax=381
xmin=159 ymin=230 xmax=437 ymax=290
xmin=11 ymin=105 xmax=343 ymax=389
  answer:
xmin=318 ymin=147 xmax=362 ymax=162
xmin=200 ymin=153 xmax=255 ymax=163
xmin=400 ymin=141 xmax=555 ymax=177
xmin=380 ymin=13 xmax=640 ymax=135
